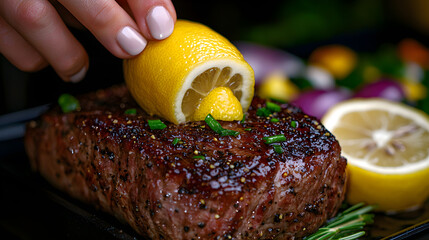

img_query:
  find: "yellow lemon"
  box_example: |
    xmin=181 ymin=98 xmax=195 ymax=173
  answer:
xmin=309 ymin=45 xmax=357 ymax=79
xmin=322 ymin=99 xmax=429 ymax=213
xmin=192 ymin=87 xmax=243 ymax=121
xmin=258 ymin=72 xmax=299 ymax=102
xmin=123 ymin=20 xmax=254 ymax=124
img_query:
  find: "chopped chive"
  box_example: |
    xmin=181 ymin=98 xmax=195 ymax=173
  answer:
xmin=58 ymin=93 xmax=80 ymax=113
xmin=205 ymin=114 xmax=239 ymax=137
xmin=266 ymin=102 xmax=281 ymax=112
xmin=263 ymin=134 xmax=287 ymax=144
xmin=273 ymin=145 xmax=284 ymax=153
xmin=172 ymin=137 xmax=180 ymax=146
xmin=291 ymin=120 xmax=298 ymax=128
xmin=220 ymin=129 xmax=240 ymax=137
xmin=148 ymin=119 xmax=167 ymax=130
xmin=240 ymin=114 xmax=246 ymax=124
xmin=270 ymin=118 xmax=279 ymax=123
xmin=193 ymin=155 xmax=205 ymax=159
xmin=125 ymin=108 xmax=137 ymax=115
xmin=256 ymin=107 xmax=271 ymax=117
xmin=244 ymin=128 xmax=252 ymax=131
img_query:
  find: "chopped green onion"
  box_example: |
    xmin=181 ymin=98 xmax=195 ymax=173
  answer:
xmin=270 ymin=118 xmax=279 ymax=123
xmin=240 ymin=114 xmax=246 ymax=124
xmin=205 ymin=114 xmax=239 ymax=136
xmin=220 ymin=129 xmax=240 ymax=137
xmin=244 ymin=128 xmax=252 ymax=131
xmin=291 ymin=120 xmax=298 ymax=128
xmin=266 ymin=102 xmax=281 ymax=112
xmin=58 ymin=93 xmax=80 ymax=113
xmin=273 ymin=145 xmax=284 ymax=153
xmin=148 ymin=119 xmax=167 ymax=130
xmin=263 ymin=134 xmax=286 ymax=144
xmin=125 ymin=108 xmax=137 ymax=115
xmin=256 ymin=107 xmax=271 ymax=117
xmin=193 ymin=155 xmax=205 ymax=159
xmin=172 ymin=137 xmax=180 ymax=146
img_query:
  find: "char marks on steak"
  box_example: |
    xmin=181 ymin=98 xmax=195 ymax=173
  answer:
xmin=25 ymin=85 xmax=347 ymax=240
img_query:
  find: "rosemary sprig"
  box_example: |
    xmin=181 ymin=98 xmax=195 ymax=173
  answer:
xmin=304 ymin=203 xmax=376 ymax=240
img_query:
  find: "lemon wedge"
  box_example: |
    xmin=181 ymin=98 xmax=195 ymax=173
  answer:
xmin=322 ymin=98 xmax=429 ymax=212
xmin=123 ymin=20 xmax=254 ymax=124
xmin=192 ymin=87 xmax=243 ymax=121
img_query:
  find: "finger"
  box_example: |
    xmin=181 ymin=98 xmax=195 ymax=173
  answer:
xmin=0 ymin=0 xmax=88 ymax=82
xmin=0 ymin=16 xmax=47 ymax=72
xmin=59 ymin=0 xmax=147 ymax=57
xmin=127 ymin=0 xmax=176 ymax=40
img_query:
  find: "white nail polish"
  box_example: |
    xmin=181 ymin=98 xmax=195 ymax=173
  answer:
xmin=70 ymin=66 xmax=87 ymax=83
xmin=117 ymin=26 xmax=147 ymax=56
xmin=146 ymin=6 xmax=174 ymax=40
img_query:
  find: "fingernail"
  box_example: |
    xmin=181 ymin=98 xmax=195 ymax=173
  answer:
xmin=70 ymin=66 xmax=87 ymax=83
xmin=146 ymin=6 xmax=174 ymax=40
xmin=117 ymin=26 xmax=147 ymax=56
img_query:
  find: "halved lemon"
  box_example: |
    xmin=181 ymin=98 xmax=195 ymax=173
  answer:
xmin=123 ymin=20 xmax=254 ymax=124
xmin=322 ymin=98 xmax=429 ymax=212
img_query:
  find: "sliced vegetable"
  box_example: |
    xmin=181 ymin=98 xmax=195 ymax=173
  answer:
xmin=58 ymin=94 xmax=80 ymax=113
xmin=148 ymin=119 xmax=167 ymax=130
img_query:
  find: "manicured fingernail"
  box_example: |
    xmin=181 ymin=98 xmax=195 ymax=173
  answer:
xmin=117 ymin=26 xmax=147 ymax=56
xmin=70 ymin=66 xmax=87 ymax=83
xmin=146 ymin=6 xmax=174 ymax=40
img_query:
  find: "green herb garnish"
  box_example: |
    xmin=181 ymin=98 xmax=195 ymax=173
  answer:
xmin=148 ymin=119 xmax=167 ymax=130
xmin=273 ymin=145 xmax=284 ymax=154
xmin=263 ymin=134 xmax=286 ymax=144
xmin=304 ymin=203 xmax=375 ymax=240
xmin=266 ymin=102 xmax=281 ymax=112
xmin=125 ymin=108 xmax=137 ymax=115
xmin=270 ymin=118 xmax=279 ymax=123
xmin=58 ymin=94 xmax=80 ymax=113
xmin=291 ymin=120 xmax=298 ymax=128
xmin=256 ymin=107 xmax=271 ymax=117
xmin=205 ymin=114 xmax=239 ymax=136
xmin=193 ymin=155 xmax=205 ymax=159
xmin=172 ymin=137 xmax=180 ymax=146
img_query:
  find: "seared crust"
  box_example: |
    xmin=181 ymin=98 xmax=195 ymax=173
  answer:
xmin=25 ymin=85 xmax=346 ymax=240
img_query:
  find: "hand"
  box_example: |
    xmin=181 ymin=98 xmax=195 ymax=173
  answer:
xmin=0 ymin=0 xmax=176 ymax=82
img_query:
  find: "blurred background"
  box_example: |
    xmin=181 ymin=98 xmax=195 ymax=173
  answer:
xmin=1 ymin=0 xmax=429 ymax=115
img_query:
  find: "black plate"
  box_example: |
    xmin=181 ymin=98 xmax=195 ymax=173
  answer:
xmin=0 ymin=130 xmax=428 ymax=239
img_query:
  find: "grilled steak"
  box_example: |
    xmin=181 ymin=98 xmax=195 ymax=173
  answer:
xmin=25 ymin=85 xmax=347 ymax=240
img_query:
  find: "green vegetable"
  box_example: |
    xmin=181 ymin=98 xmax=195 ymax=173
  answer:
xmin=263 ymin=134 xmax=286 ymax=144
xmin=205 ymin=114 xmax=239 ymax=136
xmin=172 ymin=137 xmax=180 ymax=146
xmin=266 ymin=101 xmax=281 ymax=112
xmin=148 ymin=119 xmax=167 ymax=130
xmin=125 ymin=108 xmax=137 ymax=115
xmin=58 ymin=94 xmax=80 ymax=113
xmin=304 ymin=203 xmax=375 ymax=240
xmin=270 ymin=118 xmax=279 ymax=123
xmin=192 ymin=155 xmax=205 ymax=159
xmin=256 ymin=107 xmax=271 ymax=117
xmin=273 ymin=144 xmax=284 ymax=153
xmin=291 ymin=120 xmax=298 ymax=128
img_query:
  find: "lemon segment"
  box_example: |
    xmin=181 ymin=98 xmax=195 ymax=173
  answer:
xmin=192 ymin=87 xmax=243 ymax=121
xmin=322 ymin=98 xmax=429 ymax=212
xmin=123 ymin=20 xmax=254 ymax=124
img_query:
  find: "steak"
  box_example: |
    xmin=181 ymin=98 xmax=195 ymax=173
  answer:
xmin=25 ymin=85 xmax=347 ymax=240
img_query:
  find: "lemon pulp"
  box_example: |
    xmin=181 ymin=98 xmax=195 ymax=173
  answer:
xmin=191 ymin=87 xmax=243 ymax=121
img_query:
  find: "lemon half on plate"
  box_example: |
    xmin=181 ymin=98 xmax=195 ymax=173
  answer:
xmin=124 ymin=20 xmax=254 ymax=124
xmin=322 ymin=98 xmax=429 ymax=212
